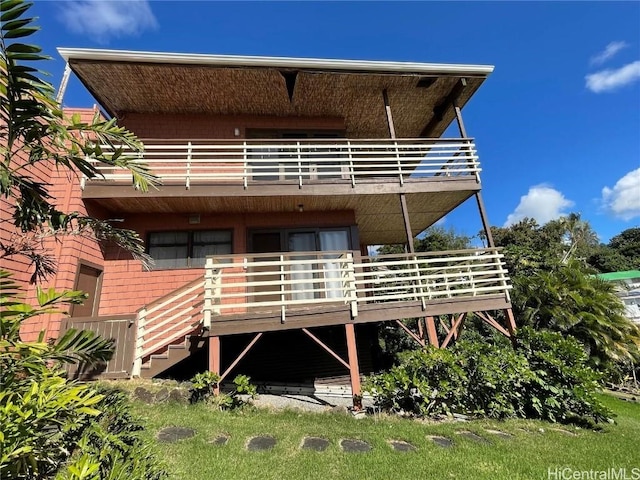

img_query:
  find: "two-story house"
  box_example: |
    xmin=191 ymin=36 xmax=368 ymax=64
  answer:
xmin=15 ymin=48 xmax=516 ymax=407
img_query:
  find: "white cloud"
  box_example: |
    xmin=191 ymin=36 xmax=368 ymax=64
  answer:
xmin=504 ymin=185 xmax=574 ymax=227
xmin=590 ymin=41 xmax=629 ymax=66
xmin=601 ymin=168 xmax=640 ymax=221
xmin=57 ymin=1 xmax=157 ymax=44
xmin=585 ymin=61 xmax=640 ymax=93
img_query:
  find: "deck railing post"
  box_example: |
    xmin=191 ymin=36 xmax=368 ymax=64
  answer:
xmin=342 ymin=252 xmax=358 ymax=318
xmin=412 ymin=255 xmax=426 ymax=310
xmin=203 ymin=257 xmax=214 ymax=329
xmin=496 ymin=250 xmax=511 ymax=302
xmin=132 ymin=307 xmax=146 ymax=377
xmin=280 ymin=254 xmax=286 ymax=323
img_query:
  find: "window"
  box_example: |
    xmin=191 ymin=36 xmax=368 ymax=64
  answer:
xmin=148 ymin=230 xmax=232 ymax=269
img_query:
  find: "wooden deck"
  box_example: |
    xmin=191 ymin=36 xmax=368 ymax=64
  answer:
xmin=208 ymin=294 xmax=511 ymax=336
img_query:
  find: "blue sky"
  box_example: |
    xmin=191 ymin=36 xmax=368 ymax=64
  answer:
xmin=33 ymin=1 xmax=640 ymax=243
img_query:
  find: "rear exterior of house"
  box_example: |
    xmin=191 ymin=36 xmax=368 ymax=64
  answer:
xmin=8 ymin=49 xmax=515 ymax=404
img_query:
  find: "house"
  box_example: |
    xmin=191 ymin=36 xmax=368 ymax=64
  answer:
xmin=11 ymin=48 xmax=516 ymax=407
xmin=597 ymin=271 xmax=640 ymax=324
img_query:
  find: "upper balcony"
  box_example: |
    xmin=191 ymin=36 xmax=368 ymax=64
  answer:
xmin=81 ymin=137 xmax=482 ymax=243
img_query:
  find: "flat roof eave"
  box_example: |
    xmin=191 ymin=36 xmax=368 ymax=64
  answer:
xmin=57 ymin=47 xmax=494 ymax=77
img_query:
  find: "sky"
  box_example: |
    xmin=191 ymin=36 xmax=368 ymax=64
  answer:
xmin=31 ymin=1 xmax=640 ymax=244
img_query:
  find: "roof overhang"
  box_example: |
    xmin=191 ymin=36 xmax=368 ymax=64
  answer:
xmin=58 ymin=48 xmax=494 ymax=138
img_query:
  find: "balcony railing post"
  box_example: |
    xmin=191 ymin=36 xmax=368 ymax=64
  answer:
xmin=395 ymin=140 xmax=404 ymax=186
xmin=243 ymin=141 xmax=248 ymax=189
xmin=280 ymin=254 xmax=286 ymax=323
xmin=347 ymin=140 xmax=356 ymax=187
xmin=132 ymin=308 xmax=146 ymax=377
xmin=297 ymin=141 xmax=303 ymax=188
xmin=203 ymin=257 xmax=214 ymax=329
xmin=185 ymin=141 xmax=192 ymax=190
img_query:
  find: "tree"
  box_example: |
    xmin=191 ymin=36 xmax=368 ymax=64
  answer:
xmin=1 ymin=0 xmax=158 ymax=282
xmin=0 ymin=2 xmax=166 ymax=477
xmin=513 ymin=259 xmax=640 ymax=368
xmin=588 ymin=227 xmax=640 ymax=273
xmin=378 ymin=226 xmax=471 ymax=255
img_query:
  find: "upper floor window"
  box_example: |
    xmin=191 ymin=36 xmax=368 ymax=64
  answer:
xmin=148 ymin=229 xmax=232 ymax=269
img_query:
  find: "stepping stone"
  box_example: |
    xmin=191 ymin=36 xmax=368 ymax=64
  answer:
xmin=427 ymin=435 xmax=453 ymax=448
xmin=168 ymin=389 xmax=189 ymax=404
xmin=389 ymin=440 xmax=416 ymax=452
xmin=210 ymin=435 xmax=229 ymax=446
xmin=340 ymin=439 xmax=371 ymax=453
xmin=133 ymin=387 xmax=154 ymax=404
xmin=157 ymin=426 xmax=195 ymax=443
xmin=456 ymin=431 xmax=490 ymax=444
xmin=154 ymin=387 xmax=169 ymax=403
xmin=302 ymin=437 xmax=330 ymax=452
xmin=485 ymin=429 xmax=513 ymax=440
xmin=247 ymin=436 xmax=276 ymax=451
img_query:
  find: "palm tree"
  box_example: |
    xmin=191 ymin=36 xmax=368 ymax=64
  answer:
xmin=514 ymin=259 xmax=640 ymax=366
xmin=1 ymin=2 xmax=158 ymax=281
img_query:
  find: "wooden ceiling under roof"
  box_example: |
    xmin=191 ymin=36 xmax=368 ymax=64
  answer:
xmin=69 ymin=61 xmax=485 ymax=138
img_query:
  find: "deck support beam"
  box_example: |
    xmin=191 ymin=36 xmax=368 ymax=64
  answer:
xmin=220 ymin=333 xmax=263 ymax=383
xmin=345 ymin=323 xmax=362 ymax=410
xmin=441 ymin=313 xmax=467 ymax=348
xmin=394 ymin=319 xmax=425 ymax=347
xmin=425 ymin=316 xmax=439 ymax=348
xmin=208 ymin=336 xmax=221 ymax=394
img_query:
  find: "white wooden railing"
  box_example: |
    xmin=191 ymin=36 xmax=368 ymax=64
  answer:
xmin=132 ymin=277 xmax=204 ymax=376
xmin=82 ymin=138 xmax=480 ymax=189
xmin=132 ymin=248 xmax=510 ymax=375
xmin=202 ymin=248 xmax=510 ymax=322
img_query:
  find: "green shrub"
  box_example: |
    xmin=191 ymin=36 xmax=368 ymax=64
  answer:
xmin=0 ymin=271 xmax=167 ymax=479
xmin=189 ymin=372 xmax=257 ymax=409
xmin=57 ymin=387 xmax=167 ymax=480
xmin=365 ymin=327 xmax=613 ymax=426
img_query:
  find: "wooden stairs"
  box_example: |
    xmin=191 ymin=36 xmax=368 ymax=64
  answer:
xmin=140 ymin=331 xmax=207 ymax=378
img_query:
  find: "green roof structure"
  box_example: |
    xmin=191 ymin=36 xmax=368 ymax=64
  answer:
xmin=597 ymin=270 xmax=640 ymax=282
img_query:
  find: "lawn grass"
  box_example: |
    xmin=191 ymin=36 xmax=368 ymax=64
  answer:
xmin=129 ymin=394 xmax=639 ymax=480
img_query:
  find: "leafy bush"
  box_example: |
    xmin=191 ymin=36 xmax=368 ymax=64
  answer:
xmin=365 ymin=327 xmax=613 ymax=426
xmin=57 ymin=387 xmax=167 ymax=480
xmin=0 ymin=271 xmax=167 ymax=479
xmin=189 ymin=372 xmax=257 ymax=409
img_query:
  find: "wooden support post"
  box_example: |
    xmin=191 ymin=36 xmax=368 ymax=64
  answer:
xmin=417 ymin=318 xmax=425 ymax=343
xmin=452 ymin=93 xmax=468 ymax=138
xmin=475 ymin=191 xmax=495 ymax=248
xmin=425 ymin=316 xmax=439 ymax=348
xmin=400 ymin=193 xmax=415 ymax=253
xmin=451 ymin=89 xmax=495 ymax=248
xmin=209 ymin=336 xmax=221 ymax=394
xmin=382 ymin=89 xmax=396 ymax=139
xmin=345 ymin=324 xmax=362 ymax=410
xmin=504 ymin=308 xmax=517 ymax=335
